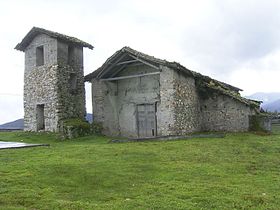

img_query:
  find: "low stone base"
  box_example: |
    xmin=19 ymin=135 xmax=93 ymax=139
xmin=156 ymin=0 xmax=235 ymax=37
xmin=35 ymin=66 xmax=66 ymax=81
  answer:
xmin=249 ymin=115 xmax=272 ymax=132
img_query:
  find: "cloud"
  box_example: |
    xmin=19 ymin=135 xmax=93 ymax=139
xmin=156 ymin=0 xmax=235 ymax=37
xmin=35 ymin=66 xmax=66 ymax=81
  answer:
xmin=0 ymin=95 xmax=23 ymax=124
xmin=177 ymin=0 xmax=280 ymax=77
xmin=229 ymin=49 xmax=280 ymax=94
xmin=0 ymin=0 xmax=280 ymax=124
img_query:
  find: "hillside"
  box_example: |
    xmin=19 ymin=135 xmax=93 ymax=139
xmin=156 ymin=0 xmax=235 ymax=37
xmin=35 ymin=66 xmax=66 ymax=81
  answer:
xmin=263 ymin=99 xmax=280 ymax=112
xmin=85 ymin=113 xmax=93 ymax=123
xmin=246 ymin=92 xmax=280 ymax=105
xmin=0 ymin=118 xmax=24 ymax=130
xmin=246 ymin=92 xmax=280 ymax=112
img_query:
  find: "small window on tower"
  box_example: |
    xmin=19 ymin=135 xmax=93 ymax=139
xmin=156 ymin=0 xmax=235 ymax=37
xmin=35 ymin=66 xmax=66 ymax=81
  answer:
xmin=36 ymin=46 xmax=44 ymax=66
xmin=69 ymin=73 xmax=77 ymax=91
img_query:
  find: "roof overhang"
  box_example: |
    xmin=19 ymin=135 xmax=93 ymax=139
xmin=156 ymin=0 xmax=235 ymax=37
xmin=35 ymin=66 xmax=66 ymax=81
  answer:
xmin=85 ymin=47 xmax=162 ymax=81
xmin=85 ymin=47 xmax=242 ymax=93
xmin=84 ymin=46 xmax=258 ymax=108
xmin=15 ymin=27 xmax=93 ymax=52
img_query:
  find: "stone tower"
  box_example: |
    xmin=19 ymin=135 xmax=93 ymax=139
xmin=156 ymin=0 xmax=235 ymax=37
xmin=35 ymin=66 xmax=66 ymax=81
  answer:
xmin=15 ymin=27 xmax=93 ymax=132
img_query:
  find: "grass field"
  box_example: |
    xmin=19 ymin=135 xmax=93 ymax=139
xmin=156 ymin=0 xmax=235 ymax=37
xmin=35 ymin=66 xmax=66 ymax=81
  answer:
xmin=0 ymin=126 xmax=280 ymax=210
xmin=272 ymin=123 xmax=280 ymax=135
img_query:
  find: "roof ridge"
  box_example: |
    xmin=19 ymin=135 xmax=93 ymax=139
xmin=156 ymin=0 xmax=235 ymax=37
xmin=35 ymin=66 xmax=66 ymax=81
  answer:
xmin=85 ymin=46 xmax=241 ymax=92
xmin=15 ymin=27 xmax=93 ymax=51
xmin=84 ymin=46 xmax=261 ymax=107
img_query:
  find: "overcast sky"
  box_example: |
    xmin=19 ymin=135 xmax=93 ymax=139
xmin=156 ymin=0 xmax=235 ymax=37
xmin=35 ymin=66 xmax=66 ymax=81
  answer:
xmin=0 ymin=0 xmax=280 ymax=124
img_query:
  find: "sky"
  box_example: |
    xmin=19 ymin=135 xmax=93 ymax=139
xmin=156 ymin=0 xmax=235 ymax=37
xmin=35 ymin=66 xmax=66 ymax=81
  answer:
xmin=0 ymin=0 xmax=280 ymax=124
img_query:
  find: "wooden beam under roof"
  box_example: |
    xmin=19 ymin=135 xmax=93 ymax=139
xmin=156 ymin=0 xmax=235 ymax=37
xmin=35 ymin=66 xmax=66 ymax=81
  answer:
xmin=110 ymin=59 xmax=142 ymax=77
xmin=128 ymin=54 xmax=160 ymax=70
xmin=110 ymin=65 xmax=128 ymax=78
xmin=97 ymin=53 xmax=128 ymax=78
xmin=100 ymin=72 xmax=160 ymax=81
xmin=116 ymin=59 xmax=138 ymax=65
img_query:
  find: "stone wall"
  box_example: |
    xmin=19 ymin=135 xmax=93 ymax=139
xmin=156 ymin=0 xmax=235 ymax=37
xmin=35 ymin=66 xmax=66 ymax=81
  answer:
xmin=24 ymin=35 xmax=86 ymax=132
xmin=249 ymin=115 xmax=272 ymax=132
xmin=91 ymin=63 xmax=257 ymax=137
xmin=117 ymin=65 xmax=160 ymax=137
xmin=157 ymin=66 xmax=176 ymax=136
xmin=172 ymin=70 xmax=201 ymax=134
xmin=91 ymin=65 xmax=160 ymax=137
xmin=25 ymin=34 xmax=57 ymax=72
xmin=201 ymin=94 xmax=254 ymax=132
xmin=24 ymin=65 xmax=59 ymax=131
xmin=157 ymin=66 xmax=201 ymax=136
xmin=24 ymin=34 xmax=58 ymax=131
xmin=91 ymin=79 xmax=119 ymax=136
xmin=91 ymin=79 xmax=106 ymax=123
xmin=56 ymin=41 xmax=86 ymax=121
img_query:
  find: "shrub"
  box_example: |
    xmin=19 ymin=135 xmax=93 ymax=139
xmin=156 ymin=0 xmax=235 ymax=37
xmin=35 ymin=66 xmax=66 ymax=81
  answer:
xmin=61 ymin=118 xmax=91 ymax=139
xmin=91 ymin=122 xmax=103 ymax=134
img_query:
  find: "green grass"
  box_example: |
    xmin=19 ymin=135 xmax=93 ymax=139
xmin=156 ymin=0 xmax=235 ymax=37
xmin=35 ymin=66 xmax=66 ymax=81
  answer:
xmin=0 ymin=126 xmax=280 ymax=210
xmin=272 ymin=123 xmax=280 ymax=135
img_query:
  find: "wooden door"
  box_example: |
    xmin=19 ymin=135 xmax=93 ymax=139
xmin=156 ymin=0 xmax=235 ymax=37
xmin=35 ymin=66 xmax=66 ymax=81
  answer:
xmin=137 ymin=104 xmax=156 ymax=138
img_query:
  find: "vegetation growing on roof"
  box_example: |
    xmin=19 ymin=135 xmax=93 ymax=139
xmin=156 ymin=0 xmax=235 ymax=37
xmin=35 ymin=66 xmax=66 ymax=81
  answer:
xmin=15 ymin=27 xmax=94 ymax=51
xmin=84 ymin=46 xmax=261 ymax=109
xmin=196 ymin=77 xmax=261 ymax=109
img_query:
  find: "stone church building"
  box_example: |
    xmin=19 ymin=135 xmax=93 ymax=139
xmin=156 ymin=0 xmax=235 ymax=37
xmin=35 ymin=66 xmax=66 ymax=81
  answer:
xmin=85 ymin=47 xmax=260 ymax=138
xmin=15 ymin=27 xmax=93 ymax=132
xmin=15 ymin=27 xmax=261 ymax=136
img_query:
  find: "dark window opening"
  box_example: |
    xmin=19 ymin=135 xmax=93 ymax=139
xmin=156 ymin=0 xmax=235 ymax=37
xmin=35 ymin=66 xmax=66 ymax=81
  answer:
xmin=69 ymin=73 xmax=77 ymax=91
xmin=36 ymin=104 xmax=45 ymax=131
xmin=68 ymin=45 xmax=74 ymax=65
xmin=36 ymin=46 xmax=44 ymax=66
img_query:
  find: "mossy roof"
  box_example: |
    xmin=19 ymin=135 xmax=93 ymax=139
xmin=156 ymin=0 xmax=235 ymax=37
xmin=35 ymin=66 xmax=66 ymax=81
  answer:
xmin=85 ymin=46 xmax=261 ymax=108
xmin=204 ymin=80 xmax=261 ymax=108
xmin=15 ymin=27 xmax=93 ymax=51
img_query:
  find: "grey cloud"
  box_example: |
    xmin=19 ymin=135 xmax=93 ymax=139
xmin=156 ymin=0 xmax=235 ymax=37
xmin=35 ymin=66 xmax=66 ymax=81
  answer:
xmin=180 ymin=1 xmax=280 ymax=73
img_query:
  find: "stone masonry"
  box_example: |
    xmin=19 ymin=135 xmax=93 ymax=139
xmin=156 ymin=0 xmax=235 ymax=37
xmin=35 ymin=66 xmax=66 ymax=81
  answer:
xmin=90 ymin=63 xmax=257 ymax=137
xmin=15 ymin=27 xmax=93 ymax=132
xmin=201 ymin=94 xmax=255 ymax=132
xmin=86 ymin=47 xmax=261 ymax=138
xmin=16 ymin=29 xmax=260 ymax=136
xmin=92 ymin=65 xmax=160 ymax=137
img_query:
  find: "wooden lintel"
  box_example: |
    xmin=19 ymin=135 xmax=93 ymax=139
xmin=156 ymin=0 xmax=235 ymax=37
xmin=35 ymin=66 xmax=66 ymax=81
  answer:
xmin=128 ymin=54 xmax=160 ymax=70
xmin=116 ymin=60 xmax=138 ymax=65
xmin=100 ymin=72 xmax=160 ymax=81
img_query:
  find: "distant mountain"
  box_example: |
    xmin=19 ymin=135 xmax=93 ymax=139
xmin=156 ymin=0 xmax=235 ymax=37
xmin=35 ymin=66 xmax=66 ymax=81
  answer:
xmin=0 ymin=113 xmax=93 ymax=130
xmin=246 ymin=92 xmax=280 ymax=106
xmin=262 ymin=99 xmax=280 ymax=112
xmin=0 ymin=118 xmax=24 ymax=130
xmin=85 ymin=113 xmax=93 ymax=123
